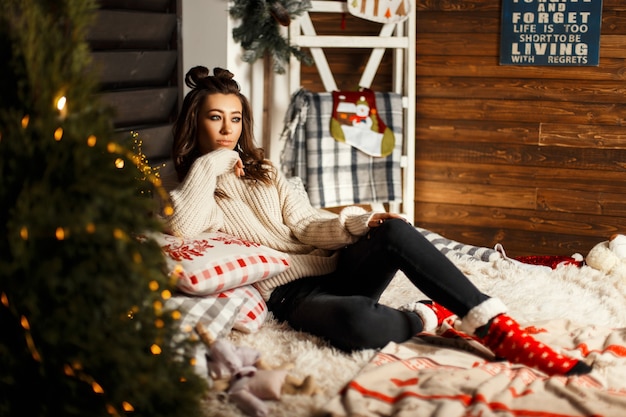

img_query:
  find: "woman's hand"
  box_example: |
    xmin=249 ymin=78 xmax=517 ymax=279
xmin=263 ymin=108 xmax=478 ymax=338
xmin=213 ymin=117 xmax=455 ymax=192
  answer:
xmin=233 ymin=158 xmax=245 ymax=177
xmin=367 ymin=212 xmax=407 ymax=228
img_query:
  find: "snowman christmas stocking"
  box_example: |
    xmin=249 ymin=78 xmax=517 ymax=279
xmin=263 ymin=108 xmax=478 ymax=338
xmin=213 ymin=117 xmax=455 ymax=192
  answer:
xmin=330 ymin=89 xmax=395 ymax=157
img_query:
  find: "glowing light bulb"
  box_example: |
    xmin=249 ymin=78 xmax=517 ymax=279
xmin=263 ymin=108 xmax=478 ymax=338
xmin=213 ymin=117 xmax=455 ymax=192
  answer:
xmin=21 ymin=115 xmax=29 ymax=128
xmin=115 ymin=158 xmax=124 ymax=168
xmin=56 ymin=96 xmax=67 ymax=111
xmin=20 ymin=226 xmax=28 ymax=240
xmin=63 ymin=364 xmax=75 ymax=376
xmin=54 ymin=127 xmax=63 ymax=141
xmin=91 ymin=381 xmax=104 ymax=394
xmin=87 ymin=135 xmax=96 ymax=147
xmin=150 ymin=344 xmax=162 ymax=355
xmin=55 ymin=227 xmax=65 ymax=240
xmin=132 ymin=252 xmax=142 ymax=263
xmin=122 ymin=402 xmax=134 ymax=412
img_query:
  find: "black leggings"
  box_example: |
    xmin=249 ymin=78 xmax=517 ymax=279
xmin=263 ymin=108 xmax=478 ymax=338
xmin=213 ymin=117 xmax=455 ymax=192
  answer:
xmin=266 ymin=219 xmax=490 ymax=351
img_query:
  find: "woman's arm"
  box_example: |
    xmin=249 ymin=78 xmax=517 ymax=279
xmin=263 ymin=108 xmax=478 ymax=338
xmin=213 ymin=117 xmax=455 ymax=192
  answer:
xmin=167 ymin=149 xmax=241 ymax=237
xmin=276 ymin=171 xmax=374 ymax=249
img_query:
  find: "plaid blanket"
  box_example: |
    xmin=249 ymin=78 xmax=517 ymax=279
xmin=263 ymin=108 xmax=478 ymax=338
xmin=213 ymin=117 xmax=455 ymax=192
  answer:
xmin=280 ymin=89 xmax=404 ymax=208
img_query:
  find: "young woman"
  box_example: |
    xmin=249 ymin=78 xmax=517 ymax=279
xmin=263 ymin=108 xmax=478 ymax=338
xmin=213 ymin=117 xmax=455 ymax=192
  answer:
xmin=165 ymin=66 xmax=591 ymax=377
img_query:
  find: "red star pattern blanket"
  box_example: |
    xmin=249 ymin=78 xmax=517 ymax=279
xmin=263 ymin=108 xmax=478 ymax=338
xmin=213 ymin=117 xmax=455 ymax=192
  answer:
xmin=324 ymin=319 xmax=626 ymax=417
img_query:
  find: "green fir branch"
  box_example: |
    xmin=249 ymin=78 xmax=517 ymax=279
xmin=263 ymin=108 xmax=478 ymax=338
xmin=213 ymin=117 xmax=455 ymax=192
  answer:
xmin=230 ymin=0 xmax=313 ymax=73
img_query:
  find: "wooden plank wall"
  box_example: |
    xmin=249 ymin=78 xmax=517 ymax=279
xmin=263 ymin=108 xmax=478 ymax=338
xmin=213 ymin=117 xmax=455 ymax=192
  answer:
xmin=303 ymin=0 xmax=626 ymax=257
xmin=413 ymin=0 xmax=626 ymax=257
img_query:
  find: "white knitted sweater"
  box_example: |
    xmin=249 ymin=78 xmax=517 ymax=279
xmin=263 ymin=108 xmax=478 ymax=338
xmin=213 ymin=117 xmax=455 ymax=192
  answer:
xmin=165 ymin=149 xmax=374 ymax=299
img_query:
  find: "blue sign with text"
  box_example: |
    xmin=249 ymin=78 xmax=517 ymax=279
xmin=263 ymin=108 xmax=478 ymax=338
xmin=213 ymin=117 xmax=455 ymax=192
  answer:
xmin=500 ymin=0 xmax=603 ymax=66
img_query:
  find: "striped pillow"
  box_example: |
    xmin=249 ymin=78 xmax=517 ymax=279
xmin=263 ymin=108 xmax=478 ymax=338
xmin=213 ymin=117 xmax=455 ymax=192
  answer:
xmin=164 ymin=293 xmax=245 ymax=340
xmin=417 ymin=227 xmax=501 ymax=263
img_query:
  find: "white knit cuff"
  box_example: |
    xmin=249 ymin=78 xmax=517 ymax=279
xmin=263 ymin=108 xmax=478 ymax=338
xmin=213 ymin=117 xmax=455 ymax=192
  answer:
xmin=459 ymin=297 xmax=508 ymax=335
xmin=411 ymin=303 xmax=439 ymax=332
xmin=399 ymin=302 xmax=438 ymax=332
xmin=339 ymin=207 xmax=369 ymax=236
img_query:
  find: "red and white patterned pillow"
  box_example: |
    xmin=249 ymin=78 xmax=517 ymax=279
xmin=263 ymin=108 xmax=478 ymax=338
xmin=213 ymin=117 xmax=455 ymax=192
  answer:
xmin=219 ymin=285 xmax=268 ymax=333
xmin=153 ymin=232 xmax=290 ymax=296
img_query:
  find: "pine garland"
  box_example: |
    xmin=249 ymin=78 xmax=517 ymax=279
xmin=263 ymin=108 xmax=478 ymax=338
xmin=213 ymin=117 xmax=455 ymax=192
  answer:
xmin=230 ymin=0 xmax=313 ymax=73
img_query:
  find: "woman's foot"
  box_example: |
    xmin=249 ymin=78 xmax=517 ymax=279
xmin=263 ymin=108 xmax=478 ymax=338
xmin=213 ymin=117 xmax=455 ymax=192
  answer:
xmin=459 ymin=299 xmax=592 ymax=376
xmin=399 ymin=300 xmax=456 ymax=332
xmin=475 ymin=313 xmax=592 ymax=376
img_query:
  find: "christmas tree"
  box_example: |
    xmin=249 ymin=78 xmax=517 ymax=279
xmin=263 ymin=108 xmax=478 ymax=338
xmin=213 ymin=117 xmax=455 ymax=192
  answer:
xmin=0 ymin=1 xmax=207 ymax=416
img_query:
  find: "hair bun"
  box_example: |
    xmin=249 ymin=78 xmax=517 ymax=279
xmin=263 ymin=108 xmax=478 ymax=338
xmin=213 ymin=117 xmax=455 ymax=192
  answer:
xmin=185 ymin=66 xmax=210 ymax=89
xmin=213 ymin=67 xmax=234 ymax=80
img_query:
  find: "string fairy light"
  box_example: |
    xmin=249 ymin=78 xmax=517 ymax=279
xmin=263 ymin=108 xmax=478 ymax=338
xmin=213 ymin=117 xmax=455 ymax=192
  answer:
xmin=113 ymin=228 xmax=126 ymax=240
xmin=56 ymin=95 xmax=67 ymax=112
xmin=54 ymin=127 xmax=63 ymax=141
xmin=128 ymin=131 xmax=174 ymax=213
xmin=55 ymin=94 xmax=68 ymax=120
xmin=107 ymin=142 xmax=119 ymax=153
xmin=170 ymin=309 xmax=181 ymax=320
xmin=55 ymin=227 xmax=66 ymax=240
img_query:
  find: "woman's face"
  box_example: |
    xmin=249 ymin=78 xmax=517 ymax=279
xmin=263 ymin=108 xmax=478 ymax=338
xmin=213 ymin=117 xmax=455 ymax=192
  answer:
xmin=196 ymin=93 xmax=243 ymax=154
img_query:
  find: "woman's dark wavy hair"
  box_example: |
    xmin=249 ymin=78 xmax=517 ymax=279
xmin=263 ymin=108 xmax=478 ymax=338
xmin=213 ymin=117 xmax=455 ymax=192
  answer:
xmin=171 ymin=66 xmax=272 ymax=184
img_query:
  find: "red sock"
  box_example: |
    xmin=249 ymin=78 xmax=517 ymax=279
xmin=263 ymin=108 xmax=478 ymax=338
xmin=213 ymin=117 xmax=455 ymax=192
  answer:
xmin=476 ymin=313 xmax=591 ymax=376
xmin=420 ymin=300 xmax=456 ymax=327
xmin=399 ymin=300 xmax=456 ymax=332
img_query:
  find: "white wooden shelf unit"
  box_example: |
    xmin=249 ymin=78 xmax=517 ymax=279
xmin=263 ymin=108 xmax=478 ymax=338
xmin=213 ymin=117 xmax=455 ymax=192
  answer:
xmin=286 ymin=0 xmax=416 ymax=222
